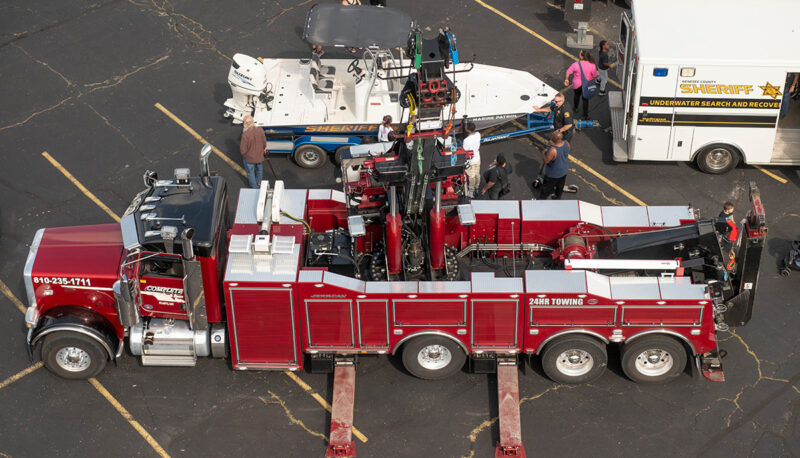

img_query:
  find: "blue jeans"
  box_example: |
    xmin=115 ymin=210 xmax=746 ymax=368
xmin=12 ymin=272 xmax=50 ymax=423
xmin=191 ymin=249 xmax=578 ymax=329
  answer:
xmin=780 ymin=84 xmax=792 ymax=118
xmin=243 ymin=159 xmax=263 ymax=188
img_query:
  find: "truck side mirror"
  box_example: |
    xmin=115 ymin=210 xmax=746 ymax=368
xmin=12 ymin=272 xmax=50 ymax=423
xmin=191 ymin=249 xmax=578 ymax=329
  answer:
xmin=113 ymin=276 xmax=140 ymax=328
xmin=200 ymin=144 xmax=212 ymax=178
xmin=143 ymin=170 xmax=158 ymax=188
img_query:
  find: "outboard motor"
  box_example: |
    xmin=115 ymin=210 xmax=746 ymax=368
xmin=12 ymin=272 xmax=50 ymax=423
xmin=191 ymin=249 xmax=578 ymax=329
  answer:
xmin=223 ymin=53 xmax=270 ymax=124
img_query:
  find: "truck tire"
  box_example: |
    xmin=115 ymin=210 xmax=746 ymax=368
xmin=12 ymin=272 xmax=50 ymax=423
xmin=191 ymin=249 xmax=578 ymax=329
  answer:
xmin=294 ymin=144 xmax=327 ymax=169
xmin=42 ymin=332 xmax=107 ymax=380
xmin=621 ymin=335 xmax=687 ymax=384
xmin=540 ymin=335 xmax=607 ymax=384
xmin=334 ymin=146 xmax=350 ymax=166
xmin=401 ymin=335 xmax=466 ymax=380
xmin=695 ymin=144 xmax=739 ymax=174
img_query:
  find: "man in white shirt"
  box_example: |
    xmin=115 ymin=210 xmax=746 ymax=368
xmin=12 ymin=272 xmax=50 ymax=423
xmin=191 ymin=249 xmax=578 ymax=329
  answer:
xmin=378 ymin=115 xmax=395 ymax=142
xmin=462 ymin=121 xmax=481 ymax=197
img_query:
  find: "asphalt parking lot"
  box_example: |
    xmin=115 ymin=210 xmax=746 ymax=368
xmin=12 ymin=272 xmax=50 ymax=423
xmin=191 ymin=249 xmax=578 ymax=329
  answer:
xmin=1 ymin=1 xmax=799 ymax=456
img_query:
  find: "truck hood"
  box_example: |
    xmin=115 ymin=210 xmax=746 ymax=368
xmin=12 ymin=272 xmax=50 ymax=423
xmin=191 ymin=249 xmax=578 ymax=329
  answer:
xmin=32 ymin=224 xmax=124 ymax=281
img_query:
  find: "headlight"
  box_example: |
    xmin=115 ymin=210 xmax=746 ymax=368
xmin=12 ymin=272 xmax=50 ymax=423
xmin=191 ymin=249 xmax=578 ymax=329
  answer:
xmin=25 ymin=306 xmax=39 ymax=328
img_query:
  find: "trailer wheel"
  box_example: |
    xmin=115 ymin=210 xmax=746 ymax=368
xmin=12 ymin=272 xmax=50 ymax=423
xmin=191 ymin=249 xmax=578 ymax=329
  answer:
xmin=334 ymin=146 xmax=350 ymax=166
xmin=401 ymin=335 xmax=466 ymax=380
xmin=695 ymin=144 xmax=739 ymax=174
xmin=621 ymin=335 xmax=687 ymax=384
xmin=294 ymin=144 xmax=327 ymax=169
xmin=540 ymin=335 xmax=607 ymax=384
xmin=42 ymin=332 xmax=107 ymax=380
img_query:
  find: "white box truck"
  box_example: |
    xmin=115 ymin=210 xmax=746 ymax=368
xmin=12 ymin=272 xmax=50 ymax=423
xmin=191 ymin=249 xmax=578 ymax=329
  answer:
xmin=609 ymin=0 xmax=800 ymax=173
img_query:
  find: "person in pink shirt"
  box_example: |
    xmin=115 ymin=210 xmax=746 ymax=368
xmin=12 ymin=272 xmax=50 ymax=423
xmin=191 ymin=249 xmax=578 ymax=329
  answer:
xmin=565 ymin=50 xmax=598 ymax=119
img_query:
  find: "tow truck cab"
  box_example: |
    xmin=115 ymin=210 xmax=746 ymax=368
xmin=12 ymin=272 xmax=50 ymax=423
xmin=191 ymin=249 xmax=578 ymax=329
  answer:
xmin=24 ymin=146 xmax=230 ymax=378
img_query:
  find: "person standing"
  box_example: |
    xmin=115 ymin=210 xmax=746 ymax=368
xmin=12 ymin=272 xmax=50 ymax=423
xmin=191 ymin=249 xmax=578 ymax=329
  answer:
xmin=716 ymin=201 xmax=739 ymax=250
xmin=378 ymin=115 xmax=395 ymax=141
xmin=369 ymin=0 xmax=386 ymax=5
xmin=533 ymin=93 xmax=574 ymax=142
xmin=480 ymin=154 xmax=510 ymax=200
xmin=597 ymin=40 xmax=611 ymax=96
xmin=716 ymin=201 xmax=739 ymax=270
xmin=538 ymin=131 xmax=570 ymax=200
xmin=462 ymin=121 xmax=482 ymax=197
xmin=240 ymin=115 xmax=267 ymax=189
xmin=565 ymin=50 xmax=598 ymax=119
xmin=781 ymin=73 xmax=798 ymax=118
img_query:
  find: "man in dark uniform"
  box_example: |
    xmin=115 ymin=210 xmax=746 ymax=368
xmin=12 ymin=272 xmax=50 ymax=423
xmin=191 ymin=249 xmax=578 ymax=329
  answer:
xmin=533 ymin=93 xmax=574 ymax=142
xmin=480 ymin=154 xmax=511 ymax=200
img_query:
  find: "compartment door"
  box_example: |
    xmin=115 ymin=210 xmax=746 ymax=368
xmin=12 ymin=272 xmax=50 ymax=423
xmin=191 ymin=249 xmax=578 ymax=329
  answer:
xmin=357 ymin=300 xmax=389 ymax=348
xmin=305 ymin=299 xmax=355 ymax=348
xmin=471 ymin=299 xmax=519 ymax=349
xmin=633 ymin=65 xmax=679 ymax=160
xmin=669 ymin=126 xmax=695 ymax=160
xmin=229 ymin=287 xmax=298 ymax=367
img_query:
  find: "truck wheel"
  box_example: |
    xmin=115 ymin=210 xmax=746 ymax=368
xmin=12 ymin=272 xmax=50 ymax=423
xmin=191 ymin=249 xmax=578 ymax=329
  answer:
xmin=294 ymin=144 xmax=327 ymax=169
xmin=621 ymin=335 xmax=687 ymax=384
xmin=695 ymin=144 xmax=739 ymax=174
xmin=402 ymin=335 xmax=466 ymax=380
xmin=540 ymin=335 xmax=607 ymax=384
xmin=42 ymin=332 xmax=107 ymax=380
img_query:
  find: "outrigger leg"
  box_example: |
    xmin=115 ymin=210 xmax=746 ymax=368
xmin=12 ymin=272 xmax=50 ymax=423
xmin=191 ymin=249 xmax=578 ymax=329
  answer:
xmin=495 ymin=357 xmax=526 ymax=457
xmin=326 ymin=356 xmax=357 ymax=457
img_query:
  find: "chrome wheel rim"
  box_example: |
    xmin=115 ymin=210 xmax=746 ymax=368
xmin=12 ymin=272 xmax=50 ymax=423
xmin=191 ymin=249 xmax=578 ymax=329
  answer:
xmin=417 ymin=345 xmax=452 ymax=370
xmin=300 ymin=149 xmax=320 ymax=165
xmin=555 ymin=349 xmax=594 ymax=376
xmin=634 ymin=349 xmax=673 ymax=376
xmin=705 ymin=148 xmax=732 ymax=171
xmin=55 ymin=346 xmax=91 ymax=372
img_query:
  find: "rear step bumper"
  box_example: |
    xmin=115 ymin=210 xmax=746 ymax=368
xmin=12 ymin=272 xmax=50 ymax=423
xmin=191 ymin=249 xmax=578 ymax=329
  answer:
xmin=608 ymin=91 xmax=629 ymax=162
xmin=698 ymin=349 xmax=725 ymax=382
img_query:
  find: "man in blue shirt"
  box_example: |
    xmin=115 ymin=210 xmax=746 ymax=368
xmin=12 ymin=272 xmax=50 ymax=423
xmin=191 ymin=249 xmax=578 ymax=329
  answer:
xmin=538 ymin=131 xmax=570 ymax=200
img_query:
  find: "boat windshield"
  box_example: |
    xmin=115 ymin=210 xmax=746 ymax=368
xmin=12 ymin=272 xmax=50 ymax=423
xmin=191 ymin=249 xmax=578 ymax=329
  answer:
xmin=303 ymin=4 xmax=413 ymax=49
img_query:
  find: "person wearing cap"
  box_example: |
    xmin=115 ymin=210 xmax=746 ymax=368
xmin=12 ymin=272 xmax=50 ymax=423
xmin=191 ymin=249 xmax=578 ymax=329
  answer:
xmin=538 ymin=131 xmax=569 ymax=200
xmin=480 ymin=154 xmax=510 ymax=200
xmin=462 ymin=121 xmax=482 ymax=197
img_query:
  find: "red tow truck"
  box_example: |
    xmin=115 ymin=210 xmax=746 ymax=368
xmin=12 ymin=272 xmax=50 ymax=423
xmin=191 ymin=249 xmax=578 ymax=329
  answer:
xmin=23 ymin=26 xmax=767 ymax=458
xmin=23 ymin=147 xmax=766 ymax=456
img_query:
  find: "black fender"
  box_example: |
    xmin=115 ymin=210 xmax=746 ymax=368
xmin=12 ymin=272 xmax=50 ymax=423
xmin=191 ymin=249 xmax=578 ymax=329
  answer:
xmin=28 ymin=306 xmax=120 ymax=361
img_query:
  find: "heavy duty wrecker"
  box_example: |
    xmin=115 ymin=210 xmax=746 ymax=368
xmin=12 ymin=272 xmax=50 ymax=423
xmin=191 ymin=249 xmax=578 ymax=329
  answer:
xmin=24 ymin=27 xmax=767 ymax=458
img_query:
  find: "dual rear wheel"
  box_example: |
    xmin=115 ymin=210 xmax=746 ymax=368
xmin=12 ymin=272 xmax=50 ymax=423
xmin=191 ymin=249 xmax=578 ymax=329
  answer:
xmin=540 ymin=334 xmax=687 ymax=385
xmin=399 ymin=333 xmax=687 ymax=385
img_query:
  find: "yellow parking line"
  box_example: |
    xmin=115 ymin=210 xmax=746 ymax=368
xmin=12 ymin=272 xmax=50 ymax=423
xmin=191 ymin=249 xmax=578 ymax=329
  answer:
xmin=569 ymin=156 xmax=647 ymax=206
xmin=0 ymin=278 xmax=27 ymax=314
xmin=0 ymin=362 xmax=43 ymax=390
xmin=283 ymin=371 xmax=368 ymax=443
xmin=89 ymin=378 xmax=170 ymax=458
xmin=475 ymin=0 xmax=622 ymax=89
xmin=4 ymin=250 xmax=164 ymax=458
xmin=154 ymin=103 xmax=246 ymax=177
xmin=41 ymin=152 xmax=121 ymax=222
xmin=753 ymin=165 xmax=788 ymax=184
xmin=509 ymin=121 xmax=646 ymax=206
